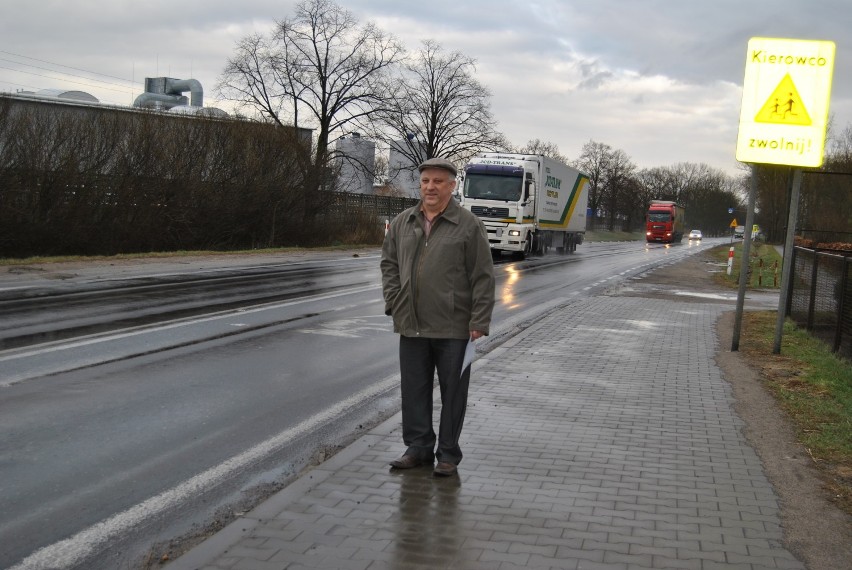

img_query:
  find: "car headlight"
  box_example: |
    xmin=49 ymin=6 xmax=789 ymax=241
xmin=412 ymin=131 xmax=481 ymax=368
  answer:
xmin=508 ymin=230 xmax=520 ymax=236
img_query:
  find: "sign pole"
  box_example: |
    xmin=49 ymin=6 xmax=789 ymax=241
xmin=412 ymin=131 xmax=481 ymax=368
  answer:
xmin=773 ymin=168 xmax=803 ymax=353
xmin=731 ymin=164 xmax=758 ymax=351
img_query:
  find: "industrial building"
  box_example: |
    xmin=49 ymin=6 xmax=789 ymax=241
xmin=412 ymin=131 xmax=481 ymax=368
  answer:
xmin=4 ymin=78 xmax=424 ymax=199
xmin=334 ymin=133 xmax=376 ymax=194
xmin=387 ymin=138 xmax=422 ymax=198
xmin=7 ymin=76 xmax=227 ymax=116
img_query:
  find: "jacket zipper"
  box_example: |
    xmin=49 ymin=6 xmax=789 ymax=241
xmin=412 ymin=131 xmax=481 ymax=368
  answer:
xmin=412 ymin=226 xmax=431 ymax=336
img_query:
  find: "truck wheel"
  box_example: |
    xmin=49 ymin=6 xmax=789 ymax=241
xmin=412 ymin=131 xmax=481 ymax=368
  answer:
xmin=532 ymin=233 xmax=546 ymax=256
xmin=513 ymin=234 xmax=532 ymax=260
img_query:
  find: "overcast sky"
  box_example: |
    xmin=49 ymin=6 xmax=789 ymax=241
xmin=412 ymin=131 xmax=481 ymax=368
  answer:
xmin=2 ymin=0 xmax=848 ymax=177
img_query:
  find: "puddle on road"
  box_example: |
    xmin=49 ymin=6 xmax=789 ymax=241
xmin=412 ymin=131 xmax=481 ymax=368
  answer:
xmin=672 ymin=290 xmax=737 ymax=301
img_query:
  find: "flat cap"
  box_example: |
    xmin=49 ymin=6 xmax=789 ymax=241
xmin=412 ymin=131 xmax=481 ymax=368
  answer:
xmin=418 ymin=157 xmax=457 ymax=177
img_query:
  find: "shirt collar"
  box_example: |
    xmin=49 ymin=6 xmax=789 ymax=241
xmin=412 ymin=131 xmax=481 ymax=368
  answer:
xmin=413 ymin=197 xmax=460 ymax=224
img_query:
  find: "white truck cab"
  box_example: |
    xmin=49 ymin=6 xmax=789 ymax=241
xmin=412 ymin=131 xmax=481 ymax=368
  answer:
xmin=458 ymin=153 xmax=589 ymax=258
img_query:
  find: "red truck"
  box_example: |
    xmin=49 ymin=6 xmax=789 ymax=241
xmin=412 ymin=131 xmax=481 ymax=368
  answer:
xmin=645 ymin=200 xmax=685 ymax=243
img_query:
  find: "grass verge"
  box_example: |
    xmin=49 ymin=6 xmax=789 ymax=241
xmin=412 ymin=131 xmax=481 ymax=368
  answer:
xmin=740 ymin=310 xmax=852 ymax=515
xmin=711 ymin=242 xmax=784 ymax=289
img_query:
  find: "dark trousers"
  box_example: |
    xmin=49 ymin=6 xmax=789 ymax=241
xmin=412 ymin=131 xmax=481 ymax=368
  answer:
xmin=398 ymin=336 xmax=470 ymax=465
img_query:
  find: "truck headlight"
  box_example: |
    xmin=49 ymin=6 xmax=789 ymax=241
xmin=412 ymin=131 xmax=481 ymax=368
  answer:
xmin=508 ymin=230 xmax=520 ymax=237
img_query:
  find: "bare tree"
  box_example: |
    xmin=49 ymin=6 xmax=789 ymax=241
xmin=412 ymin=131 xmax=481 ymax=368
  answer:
xmin=619 ymin=175 xmax=649 ymax=232
xmin=598 ymin=148 xmax=637 ymax=231
xmin=574 ymin=140 xmax=612 ymax=227
xmin=218 ymin=33 xmax=294 ymax=127
xmin=827 ymin=123 xmax=852 ymax=167
xmin=368 ymin=40 xmax=507 ymax=172
xmin=515 ymin=139 xmax=568 ymax=164
xmin=574 ymin=140 xmax=643 ymax=231
xmin=218 ymin=0 xmax=405 ymax=217
xmin=639 ymin=163 xmax=744 ymax=237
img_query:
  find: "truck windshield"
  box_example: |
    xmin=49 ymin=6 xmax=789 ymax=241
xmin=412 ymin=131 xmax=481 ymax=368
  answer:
xmin=463 ymin=174 xmax=522 ymax=202
xmin=648 ymin=212 xmax=672 ymax=222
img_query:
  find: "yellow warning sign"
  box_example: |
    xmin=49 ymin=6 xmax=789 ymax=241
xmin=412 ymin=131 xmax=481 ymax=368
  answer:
xmin=754 ymin=74 xmax=811 ymax=125
xmin=735 ymin=37 xmax=835 ymax=168
xmin=730 ymin=218 xmax=738 ymax=228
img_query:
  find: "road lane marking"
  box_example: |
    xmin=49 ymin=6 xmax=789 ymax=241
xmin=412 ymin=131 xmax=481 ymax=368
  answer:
xmin=297 ymin=315 xmax=392 ymax=338
xmin=0 ymin=285 xmax=381 ymax=364
xmin=7 ymin=372 xmax=399 ymax=570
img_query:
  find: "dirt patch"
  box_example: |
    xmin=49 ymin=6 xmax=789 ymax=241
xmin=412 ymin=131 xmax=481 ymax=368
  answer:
xmin=616 ymin=251 xmax=738 ymax=304
xmin=630 ymin=249 xmax=852 ymax=570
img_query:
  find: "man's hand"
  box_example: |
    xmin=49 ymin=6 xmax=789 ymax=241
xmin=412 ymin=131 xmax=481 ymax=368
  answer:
xmin=469 ymin=330 xmax=486 ymax=340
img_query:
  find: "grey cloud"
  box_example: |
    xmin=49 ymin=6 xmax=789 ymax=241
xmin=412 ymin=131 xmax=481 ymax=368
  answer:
xmin=1 ymin=0 xmax=848 ymax=176
xmin=576 ymin=70 xmax=614 ymax=91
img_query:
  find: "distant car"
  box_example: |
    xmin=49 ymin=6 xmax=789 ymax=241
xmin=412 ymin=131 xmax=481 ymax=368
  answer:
xmin=688 ymin=229 xmax=703 ymax=240
xmin=734 ymin=225 xmax=745 ymax=239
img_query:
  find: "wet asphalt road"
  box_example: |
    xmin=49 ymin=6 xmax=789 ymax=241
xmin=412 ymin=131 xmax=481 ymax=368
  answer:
xmin=0 ymin=239 xmax=722 ymax=569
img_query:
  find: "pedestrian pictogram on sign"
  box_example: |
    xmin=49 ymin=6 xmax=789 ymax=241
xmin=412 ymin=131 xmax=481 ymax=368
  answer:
xmin=755 ymin=74 xmax=812 ymax=125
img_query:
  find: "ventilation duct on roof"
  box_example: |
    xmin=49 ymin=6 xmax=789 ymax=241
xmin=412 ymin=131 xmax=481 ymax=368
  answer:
xmin=133 ymin=77 xmax=203 ymax=110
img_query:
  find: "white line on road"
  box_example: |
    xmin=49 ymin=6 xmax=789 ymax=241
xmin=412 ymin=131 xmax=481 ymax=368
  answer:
xmin=0 ymin=284 xmax=380 ymax=365
xmin=8 ymin=372 xmax=399 ymax=570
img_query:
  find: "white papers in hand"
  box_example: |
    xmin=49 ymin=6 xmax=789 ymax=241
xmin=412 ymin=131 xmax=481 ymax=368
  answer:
xmin=461 ymin=338 xmax=476 ymax=375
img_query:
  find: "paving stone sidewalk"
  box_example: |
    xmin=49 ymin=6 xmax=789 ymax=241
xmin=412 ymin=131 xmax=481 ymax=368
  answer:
xmin=168 ymin=296 xmax=804 ymax=570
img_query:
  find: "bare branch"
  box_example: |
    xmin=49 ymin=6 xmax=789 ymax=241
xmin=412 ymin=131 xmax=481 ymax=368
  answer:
xmin=366 ymin=39 xmax=506 ymax=169
xmin=217 ymin=0 xmax=405 ymax=187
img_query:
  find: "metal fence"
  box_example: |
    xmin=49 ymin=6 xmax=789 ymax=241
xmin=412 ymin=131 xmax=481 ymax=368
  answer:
xmin=323 ymin=192 xmax=418 ymax=224
xmin=787 ymin=246 xmax=852 ymax=360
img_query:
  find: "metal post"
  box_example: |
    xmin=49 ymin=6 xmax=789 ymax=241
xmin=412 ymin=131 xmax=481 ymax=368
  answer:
xmin=785 ymin=246 xmax=797 ymax=317
xmin=773 ymin=168 xmax=802 ymax=354
xmin=732 ymin=165 xmax=758 ymax=351
xmin=806 ymin=253 xmax=819 ymax=331
xmin=833 ymin=258 xmax=849 ymax=353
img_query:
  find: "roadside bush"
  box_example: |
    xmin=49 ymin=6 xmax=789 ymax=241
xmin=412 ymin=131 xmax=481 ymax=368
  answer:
xmin=0 ymin=98 xmax=312 ymax=257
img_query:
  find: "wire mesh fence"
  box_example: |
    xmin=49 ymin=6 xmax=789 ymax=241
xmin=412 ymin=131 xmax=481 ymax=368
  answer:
xmin=788 ymin=246 xmax=852 ymax=360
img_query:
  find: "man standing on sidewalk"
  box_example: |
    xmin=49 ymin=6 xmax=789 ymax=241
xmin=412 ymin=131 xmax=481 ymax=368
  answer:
xmin=380 ymin=157 xmax=495 ymax=477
